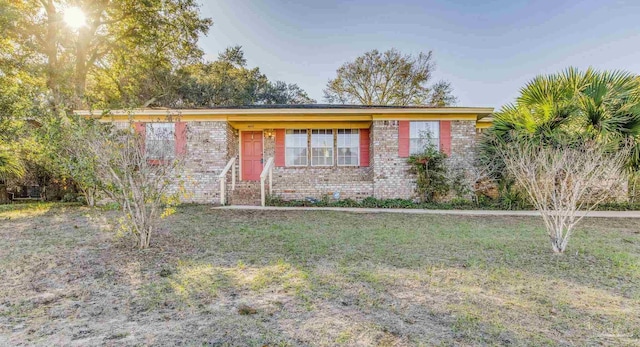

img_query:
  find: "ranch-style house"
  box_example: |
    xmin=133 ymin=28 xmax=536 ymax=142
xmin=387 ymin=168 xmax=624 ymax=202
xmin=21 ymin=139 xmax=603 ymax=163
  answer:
xmin=75 ymin=105 xmax=494 ymax=205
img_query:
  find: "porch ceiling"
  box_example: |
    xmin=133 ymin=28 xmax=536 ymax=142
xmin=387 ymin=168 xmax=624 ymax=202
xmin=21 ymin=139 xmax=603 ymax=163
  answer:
xmin=228 ymin=120 xmax=373 ymax=130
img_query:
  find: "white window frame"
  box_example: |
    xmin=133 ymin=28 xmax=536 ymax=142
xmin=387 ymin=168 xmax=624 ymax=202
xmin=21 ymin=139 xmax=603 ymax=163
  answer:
xmin=409 ymin=121 xmax=439 ymax=155
xmin=311 ymin=129 xmax=334 ymax=167
xmin=285 ymin=129 xmax=308 ymax=167
xmin=337 ymin=129 xmax=360 ymax=166
xmin=145 ymin=123 xmax=175 ymax=160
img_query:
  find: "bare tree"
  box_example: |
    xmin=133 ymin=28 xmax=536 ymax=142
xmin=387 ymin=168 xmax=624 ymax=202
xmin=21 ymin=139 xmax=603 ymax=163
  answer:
xmin=81 ymin=117 xmax=188 ymax=249
xmin=498 ymin=141 xmax=628 ymax=253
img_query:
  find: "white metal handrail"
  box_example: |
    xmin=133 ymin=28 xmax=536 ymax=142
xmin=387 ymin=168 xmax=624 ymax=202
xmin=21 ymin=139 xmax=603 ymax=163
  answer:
xmin=218 ymin=157 xmax=236 ymax=205
xmin=260 ymin=157 xmax=275 ymax=207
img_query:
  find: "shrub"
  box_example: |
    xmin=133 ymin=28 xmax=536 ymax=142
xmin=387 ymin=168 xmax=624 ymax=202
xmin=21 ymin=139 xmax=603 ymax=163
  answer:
xmin=407 ymin=140 xmax=449 ymax=203
xmin=61 ymin=192 xmax=77 ymax=203
xmin=497 ymin=140 xmax=629 ymax=253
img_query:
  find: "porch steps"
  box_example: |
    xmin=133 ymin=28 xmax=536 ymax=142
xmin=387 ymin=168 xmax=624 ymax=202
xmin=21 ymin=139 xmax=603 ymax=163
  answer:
xmin=228 ymin=181 xmax=262 ymax=206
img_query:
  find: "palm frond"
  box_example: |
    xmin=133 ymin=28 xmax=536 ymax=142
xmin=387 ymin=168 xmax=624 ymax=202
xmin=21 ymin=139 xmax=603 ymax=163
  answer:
xmin=0 ymin=149 xmax=25 ymax=179
xmin=484 ymin=67 xmax=640 ymax=173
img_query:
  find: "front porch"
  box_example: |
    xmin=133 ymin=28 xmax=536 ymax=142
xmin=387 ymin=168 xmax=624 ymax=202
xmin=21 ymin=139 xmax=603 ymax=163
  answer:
xmin=218 ymin=123 xmax=374 ymax=206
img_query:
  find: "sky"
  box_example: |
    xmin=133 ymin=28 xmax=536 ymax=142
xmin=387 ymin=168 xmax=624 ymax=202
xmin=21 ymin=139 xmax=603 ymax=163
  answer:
xmin=197 ymin=0 xmax=640 ymax=109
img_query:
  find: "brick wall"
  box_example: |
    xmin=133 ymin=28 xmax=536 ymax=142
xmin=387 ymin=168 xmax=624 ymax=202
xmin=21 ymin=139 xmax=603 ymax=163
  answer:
xmin=449 ymin=120 xmax=477 ymax=171
xmin=372 ymin=120 xmax=478 ymax=200
xmin=226 ymin=123 xmax=238 ymax=159
xmin=251 ymin=120 xmax=480 ymax=202
xmin=180 ymin=121 xmax=231 ymax=203
xmin=262 ymin=134 xmax=374 ymax=201
xmin=118 ymin=119 xmax=478 ymax=204
xmin=109 ymin=121 xmax=231 ymax=204
xmin=372 ymin=120 xmax=415 ymax=199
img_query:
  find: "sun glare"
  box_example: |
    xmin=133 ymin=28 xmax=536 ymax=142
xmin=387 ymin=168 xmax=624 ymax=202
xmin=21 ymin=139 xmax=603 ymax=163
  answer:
xmin=63 ymin=7 xmax=86 ymax=30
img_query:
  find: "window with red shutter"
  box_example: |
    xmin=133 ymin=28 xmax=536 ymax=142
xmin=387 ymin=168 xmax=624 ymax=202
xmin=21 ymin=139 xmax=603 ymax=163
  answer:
xmin=439 ymin=121 xmax=451 ymax=155
xmin=145 ymin=123 xmax=175 ymax=163
xmin=359 ymin=128 xmax=370 ymax=167
xmin=275 ymin=129 xmax=285 ymax=167
xmin=134 ymin=122 xmax=146 ymax=154
xmin=336 ymin=129 xmax=359 ymax=166
xmin=398 ymin=121 xmax=410 ymax=157
xmin=175 ymin=122 xmax=187 ymax=156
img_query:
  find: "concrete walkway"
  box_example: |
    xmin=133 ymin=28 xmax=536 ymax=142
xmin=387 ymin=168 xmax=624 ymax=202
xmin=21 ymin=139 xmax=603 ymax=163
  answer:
xmin=216 ymin=205 xmax=640 ymax=218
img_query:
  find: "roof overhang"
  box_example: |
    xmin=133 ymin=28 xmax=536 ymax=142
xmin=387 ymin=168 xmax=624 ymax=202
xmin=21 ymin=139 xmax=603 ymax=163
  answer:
xmin=74 ymin=107 xmax=494 ymax=126
xmin=476 ymin=116 xmax=494 ymax=129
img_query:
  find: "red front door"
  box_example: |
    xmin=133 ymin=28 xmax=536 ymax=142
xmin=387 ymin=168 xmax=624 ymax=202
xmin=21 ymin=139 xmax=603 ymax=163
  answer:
xmin=241 ymin=131 xmax=263 ymax=181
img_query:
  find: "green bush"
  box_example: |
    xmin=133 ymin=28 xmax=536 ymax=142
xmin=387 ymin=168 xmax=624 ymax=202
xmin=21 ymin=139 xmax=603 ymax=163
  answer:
xmin=267 ymin=196 xmax=530 ymax=210
xmin=266 ymin=195 xmax=639 ymax=211
xmin=61 ymin=192 xmax=78 ymax=203
xmin=407 ymin=142 xmax=449 ymax=203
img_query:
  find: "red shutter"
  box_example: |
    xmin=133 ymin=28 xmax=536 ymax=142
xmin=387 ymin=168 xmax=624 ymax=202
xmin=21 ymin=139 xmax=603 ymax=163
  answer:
xmin=175 ymin=122 xmax=187 ymax=156
xmin=134 ymin=122 xmax=146 ymax=154
xmin=359 ymin=128 xmax=370 ymax=167
xmin=398 ymin=121 xmax=410 ymax=157
xmin=275 ymin=129 xmax=285 ymax=167
xmin=439 ymin=121 xmax=451 ymax=156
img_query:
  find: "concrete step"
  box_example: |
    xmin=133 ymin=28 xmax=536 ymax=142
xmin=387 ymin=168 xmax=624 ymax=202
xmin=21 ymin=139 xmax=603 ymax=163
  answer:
xmin=228 ymin=180 xmax=261 ymax=206
xmin=228 ymin=198 xmax=261 ymax=206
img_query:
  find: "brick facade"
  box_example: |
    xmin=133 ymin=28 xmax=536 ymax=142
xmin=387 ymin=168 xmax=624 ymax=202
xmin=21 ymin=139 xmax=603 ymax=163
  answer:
xmin=263 ymin=135 xmax=374 ymax=201
xmin=449 ymin=120 xmax=477 ymax=171
xmin=372 ymin=120 xmax=416 ymax=199
xmin=180 ymin=121 xmax=233 ymax=203
xmin=370 ymin=120 xmax=478 ymax=200
xmin=129 ymin=119 xmax=480 ymax=204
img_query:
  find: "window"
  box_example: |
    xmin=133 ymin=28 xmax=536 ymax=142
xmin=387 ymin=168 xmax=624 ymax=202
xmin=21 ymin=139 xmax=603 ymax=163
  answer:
xmin=282 ymin=128 xmax=365 ymax=167
xmin=285 ymin=129 xmax=308 ymax=166
xmin=410 ymin=121 xmax=439 ymax=154
xmin=311 ymin=129 xmax=334 ymax=166
xmin=337 ymin=129 xmax=359 ymax=166
xmin=145 ymin=123 xmax=175 ymax=160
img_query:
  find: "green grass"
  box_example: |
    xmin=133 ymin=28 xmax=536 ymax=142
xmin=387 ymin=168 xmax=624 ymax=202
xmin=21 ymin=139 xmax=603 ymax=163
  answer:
xmin=0 ymin=204 xmax=639 ymax=346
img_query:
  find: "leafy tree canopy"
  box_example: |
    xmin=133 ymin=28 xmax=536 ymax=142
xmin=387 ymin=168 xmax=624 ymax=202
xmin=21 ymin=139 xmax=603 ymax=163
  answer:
xmin=109 ymin=46 xmax=316 ymax=108
xmin=2 ymin=0 xmax=212 ymax=110
xmin=0 ymin=2 xmax=315 ymax=188
xmin=323 ymin=48 xmax=457 ymax=106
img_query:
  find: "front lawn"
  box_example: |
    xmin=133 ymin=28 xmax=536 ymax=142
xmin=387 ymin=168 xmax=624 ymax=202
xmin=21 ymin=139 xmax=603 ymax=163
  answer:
xmin=0 ymin=204 xmax=638 ymax=346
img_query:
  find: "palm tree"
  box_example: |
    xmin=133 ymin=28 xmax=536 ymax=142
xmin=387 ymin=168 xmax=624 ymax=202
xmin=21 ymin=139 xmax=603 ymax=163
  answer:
xmin=0 ymin=148 xmax=25 ymax=179
xmin=486 ymin=68 xmax=640 ymax=170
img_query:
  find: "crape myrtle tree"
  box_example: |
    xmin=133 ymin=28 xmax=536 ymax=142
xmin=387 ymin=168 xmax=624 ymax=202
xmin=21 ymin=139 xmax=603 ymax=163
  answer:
xmin=323 ymin=49 xmax=457 ymax=106
xmin=497 ymin=139 xmax=629 ymax=253
xmin=75 ymin=114 xmax=189 ymax=249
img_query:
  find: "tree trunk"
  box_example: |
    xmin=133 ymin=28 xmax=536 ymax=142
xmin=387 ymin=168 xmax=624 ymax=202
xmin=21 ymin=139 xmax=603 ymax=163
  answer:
xmin=0 ymin=184 xmax=8 ymax=204
xmin=73 ymin=29 xmax=91 ymax=109
xmin=43 ymin=1 xmax=62 ymax=108
xmin=86 ymin=188 xmax=96 ymax=207
xmin=550 ymin=234 xmax=566 ymax=253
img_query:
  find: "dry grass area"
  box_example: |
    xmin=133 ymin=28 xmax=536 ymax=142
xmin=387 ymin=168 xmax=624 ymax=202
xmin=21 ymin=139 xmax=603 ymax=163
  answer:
xmin=0 ymin=203 xmax=639 ymax=346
